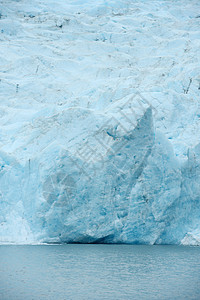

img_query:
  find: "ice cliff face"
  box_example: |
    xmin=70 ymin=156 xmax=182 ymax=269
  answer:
xmin=0 ymin=0 xmax=200 ymax=244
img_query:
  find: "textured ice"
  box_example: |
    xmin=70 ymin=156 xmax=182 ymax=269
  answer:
xmin=0 ymin=0 xmax=200 ymax=244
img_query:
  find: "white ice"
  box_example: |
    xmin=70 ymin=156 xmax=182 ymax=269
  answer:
xmin=0 ymin=0 xmax=200 ymax=244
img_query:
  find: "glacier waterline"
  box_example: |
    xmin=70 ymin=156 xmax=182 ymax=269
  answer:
xmin=0 ymin=0 xmax=200 ymax=245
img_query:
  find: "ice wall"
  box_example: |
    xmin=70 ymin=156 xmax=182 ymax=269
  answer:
xmin=0 ymin=0 xmax=200 ymax=244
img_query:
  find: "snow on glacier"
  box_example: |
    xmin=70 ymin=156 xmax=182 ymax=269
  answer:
xmin=0 ymin=0 xmax=200 ymax=244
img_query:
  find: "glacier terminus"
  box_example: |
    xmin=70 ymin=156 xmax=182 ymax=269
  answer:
xmin=0 ymin=0 xmax=200 ymax=245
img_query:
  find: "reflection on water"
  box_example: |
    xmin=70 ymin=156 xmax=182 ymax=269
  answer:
xmin=0 ymin=245 xmax=200 ymax=300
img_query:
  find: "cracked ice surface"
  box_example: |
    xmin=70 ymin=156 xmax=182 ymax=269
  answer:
xmin=0 ymin=0 xmax=200 ymax=244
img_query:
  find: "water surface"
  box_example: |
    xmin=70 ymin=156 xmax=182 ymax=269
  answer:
xmin=0 ymin=245 xmax=200 ymax=299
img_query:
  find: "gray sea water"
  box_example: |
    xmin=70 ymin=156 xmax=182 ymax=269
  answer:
xmin=0 ymin=245 xmax=200 ymax=300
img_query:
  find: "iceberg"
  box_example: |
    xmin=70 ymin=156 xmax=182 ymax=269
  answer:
xmin=0 ymin=0 xmax=200 ymax=245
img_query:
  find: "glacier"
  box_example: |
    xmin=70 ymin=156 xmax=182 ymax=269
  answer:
xmin=0 ymin=0 xmax=200 ymax=245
